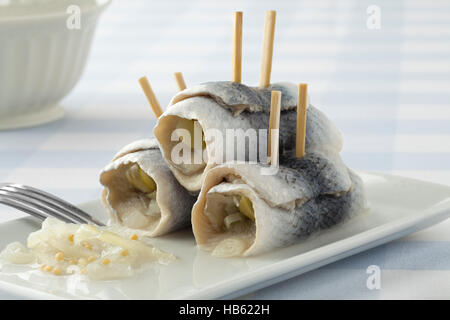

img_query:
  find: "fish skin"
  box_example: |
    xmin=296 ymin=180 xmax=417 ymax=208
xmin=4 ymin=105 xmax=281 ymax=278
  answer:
xmin=246 ymin=107 xmax=343 ymax=161
xmin=278 ymin=150 xmax=352 ymax=197
xmin=254 ymin=169 xmax=365 ymax=253
xmin=171 ymin=81 xmax=300 ymax=113
xmin=112 ymin=138 xmax=160 ymax=161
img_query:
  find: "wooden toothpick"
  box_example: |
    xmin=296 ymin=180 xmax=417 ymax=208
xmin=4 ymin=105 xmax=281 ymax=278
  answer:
xmin=268 ymin=90 xmax=281 ymax=166
xmin=259 ymin=10 xmax=276 ymax=88
xmin=232 ymin=11 xmax=243 ymax=83
xmin=296 ymin=83 xmax=308 ymax=158
xmin=174 ymin=72 xmax=187 ymax=91
xmin=138 ymin=76 xmax=163 ymax=118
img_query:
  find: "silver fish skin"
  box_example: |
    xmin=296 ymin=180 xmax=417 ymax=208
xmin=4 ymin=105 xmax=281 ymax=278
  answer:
xmin=247 ymin=168 xmax=366 ymax=255
xmin=170 ymin=81 xmax=301 ymax=113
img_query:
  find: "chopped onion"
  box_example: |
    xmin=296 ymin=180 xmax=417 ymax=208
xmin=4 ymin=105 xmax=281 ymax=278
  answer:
xmin=0 ymin=242 xmax=35 ymax=264
xmin=224 ymin=213 xmax=243 ymax=229
xmin=0 ymin=218 xmax=175 ymax=280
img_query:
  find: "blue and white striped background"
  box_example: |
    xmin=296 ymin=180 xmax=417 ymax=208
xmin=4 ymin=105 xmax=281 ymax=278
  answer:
xmin=1 ymin=0 xmax=450 ymax=299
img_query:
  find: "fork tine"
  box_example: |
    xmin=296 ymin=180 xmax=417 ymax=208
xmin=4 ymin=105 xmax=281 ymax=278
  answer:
xmin=0 ymin=190 xmax=83 ymax=224
xmin=0 ymin=194 xmax=74 ymax=223
xmin=3 ymin=184 xmax=105 ymax=226
xmin=1 ymin=186 xmax=90 ymax=224
xmin=9 ymin=184 xmax=92 ymax=220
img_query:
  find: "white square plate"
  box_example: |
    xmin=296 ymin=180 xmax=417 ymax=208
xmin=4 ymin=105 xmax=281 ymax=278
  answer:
xmin=0 ymin=171 xmax=450 ymax=299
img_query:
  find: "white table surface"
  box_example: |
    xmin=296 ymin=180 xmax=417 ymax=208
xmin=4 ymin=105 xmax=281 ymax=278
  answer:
xmin=1 ymin=0 xmax=450 ymax=299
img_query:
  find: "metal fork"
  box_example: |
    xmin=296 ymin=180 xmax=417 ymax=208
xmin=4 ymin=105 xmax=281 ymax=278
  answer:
xmin=0 ymin=183 xmax=105 ymax=226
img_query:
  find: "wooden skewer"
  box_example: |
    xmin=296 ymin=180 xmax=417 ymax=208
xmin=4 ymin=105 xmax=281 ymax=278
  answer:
xmin=174 ymin=72 xmax=187 ymax=91
xmin=296 ymin=83 xmax=308 ymax=158
xmin=268 ymin=90 xmax=281 ymax=166
xmin=138 ymin=76 xmax=163 ymax=118
xmin=259 ymin=10 xmax=276 ymax=88
xmin=232 ymin=11 xmax=243 ymax=83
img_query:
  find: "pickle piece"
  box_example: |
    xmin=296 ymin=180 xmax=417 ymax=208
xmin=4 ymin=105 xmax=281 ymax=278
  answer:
xmin=175 ymin=118 xmax=206 ymax=149
xmin=125 ymin=164 xmax=157 ymax=193
xmin=138 ymin=167 xmax=157 ymax=192
xmin=238 ymin=196 xmax=255 ymax=221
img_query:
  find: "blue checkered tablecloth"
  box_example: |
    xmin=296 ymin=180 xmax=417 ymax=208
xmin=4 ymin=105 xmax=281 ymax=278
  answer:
xmin=1 ymin=0 xmax=450 ymax=299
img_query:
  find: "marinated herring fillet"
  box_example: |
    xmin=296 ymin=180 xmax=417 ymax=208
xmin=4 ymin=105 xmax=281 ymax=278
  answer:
xmin=100 ymin=139 xmax=196 ymax=236
xmin=154 ymin=81 xmax=343 ymax=193
xmin=192 ymin=151 xmax=367 ymax=257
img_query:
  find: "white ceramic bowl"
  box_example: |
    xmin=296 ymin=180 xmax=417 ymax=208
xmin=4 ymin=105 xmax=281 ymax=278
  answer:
xmin=0 ymin=0 xmax=111 ymax=130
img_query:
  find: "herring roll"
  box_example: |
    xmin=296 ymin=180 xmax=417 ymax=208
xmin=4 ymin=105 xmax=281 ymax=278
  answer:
xmin=100 ymin=139 xmax=196 ymax=236
xmin=153 ymin=81 xmax=343 ymax=193
xmin=191 ymin=151 xmax=367 ymax=257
